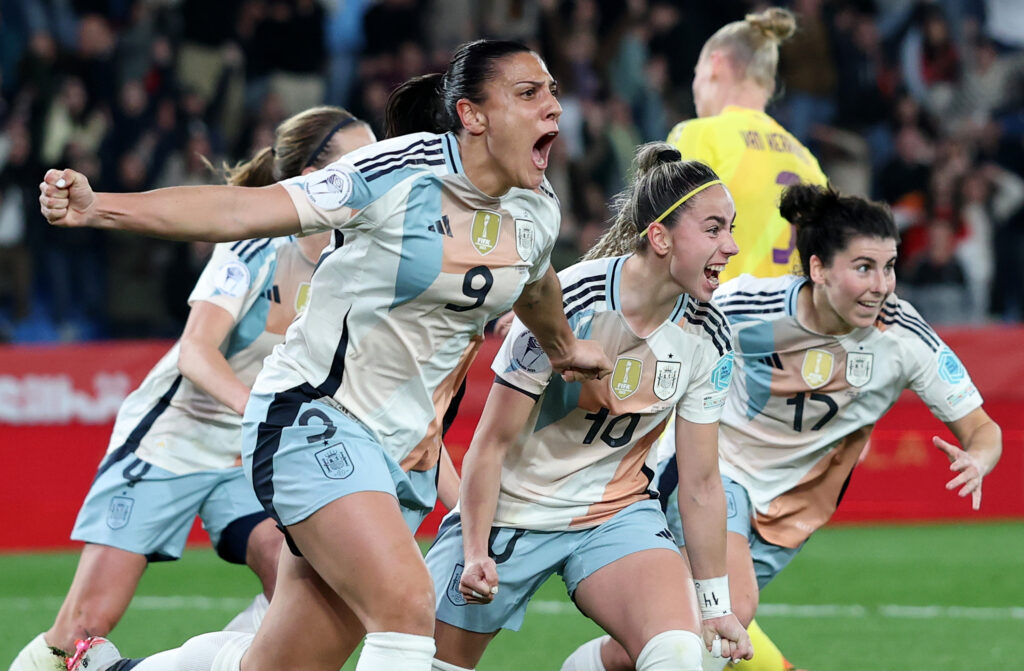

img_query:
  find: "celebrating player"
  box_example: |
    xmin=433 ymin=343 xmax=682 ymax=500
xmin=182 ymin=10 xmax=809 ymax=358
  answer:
xmin=425 ymin=143 xmax=752 ymax=671
xmin=40 ymin=39 xmax=611 ymax=671
xmin=9 ymin=106 xmax=375 ymax=671
xmin=564 ymin=185 xmax=1002 ymax=671
xmin=668 ymin=7 xmax=827 ymax=284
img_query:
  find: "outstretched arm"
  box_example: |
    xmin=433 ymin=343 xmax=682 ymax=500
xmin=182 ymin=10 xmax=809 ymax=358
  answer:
xmin=512 ymin=265 xmax=611 ymax=382
xmin=935 ymin=407 xmax=1002 ymax=510
xmin=40 ymin=168 xmax=301 ymax=242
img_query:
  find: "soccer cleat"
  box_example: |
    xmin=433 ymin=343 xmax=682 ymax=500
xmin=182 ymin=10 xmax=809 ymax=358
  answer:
xmin=65 ymin=638 xmax=121 ymax=671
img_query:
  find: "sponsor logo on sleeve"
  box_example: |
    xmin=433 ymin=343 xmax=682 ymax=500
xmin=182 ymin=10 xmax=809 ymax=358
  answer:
xmin=215 ymin=261 xmax=250 ymax=298
xmin=106 ymin=496 xmax=135 ymax=530
xmin=937 ymin=347 xmax=966 ymax=385
xmin=654 ymin=360 xmax=682 ymax=400
xmin=800 ymin=349 xmax=834 ymax=389
xmin=702 ymin=391 xmax=728 ymax=411
xmin=845 ymin=352 xmax=873 ymax=388
xmin=514 ymin=218 xmax=535 ymax=261
xmin=315 ymin=443 xmax=354 ymax=479
xmin=945 ymin=384 xmax=978 ymax=409
xmin=711 ymin=352 xmax=735 ymax=392
xmin=511 ymin=329 xmax=549 ymax=373
xmin=471 ymin=210 xmax=502 ymax=255
xmin=303 ymin=168 xmax=353 ymax=211
xmin=611 ymin=357 xmax=643 ymax=400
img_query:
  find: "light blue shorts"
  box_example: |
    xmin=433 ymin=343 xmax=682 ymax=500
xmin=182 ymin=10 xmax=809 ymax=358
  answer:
xmin=426 ymin=499 xmax=680 ymax=634
xmin=71 ymin=453 xmax=265 ymax=562
xmin=242 ymin=386 xmax=437 ymax=552
xmin=657 ymin=458 xmax=801 ymax=589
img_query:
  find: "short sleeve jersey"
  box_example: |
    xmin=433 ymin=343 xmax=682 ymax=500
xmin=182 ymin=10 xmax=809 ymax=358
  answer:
xmin=486 ymin=256 xmax=735 ymax=531
xmin=667 ymin=107 xmax=827 ymax=282
xmin=256 ymin=132 xmax=560 ymax=472
xmin=107 ymin=237 xmax=317 ymax=474
xmin=711 ymin=274 xmax=982 ymax=547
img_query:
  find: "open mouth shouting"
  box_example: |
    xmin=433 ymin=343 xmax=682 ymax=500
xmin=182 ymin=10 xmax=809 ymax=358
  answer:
xmin=704 ymin=263 xmax=725 ymax=289
xmin=532 ymin=131 xmax=558 ymax=171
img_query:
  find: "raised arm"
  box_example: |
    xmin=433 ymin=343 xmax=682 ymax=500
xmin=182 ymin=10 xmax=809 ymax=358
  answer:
xmin=675 ymin=418 xmax=753 ymax=662
xmin=39 ymin=168 xmax=301 ymax=242
xmin=456 ymin=382 xmax=534 ymax=605
xmin=177 ymin=302 xmax=252 ymax=416
xmin=934 ymin=406 xmax=1002 ymax=510
xmin=512 ymin=265 xmax=611 ymax=381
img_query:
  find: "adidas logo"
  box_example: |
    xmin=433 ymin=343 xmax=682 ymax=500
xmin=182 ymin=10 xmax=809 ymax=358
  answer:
xmin=428 ymin=215 xmax=453 ymax=237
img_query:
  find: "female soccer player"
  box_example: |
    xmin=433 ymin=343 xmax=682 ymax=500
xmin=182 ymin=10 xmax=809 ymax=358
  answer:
xmin=424 ymin=143 xmax=752 ymax=671
xmin=40 ymin=40 xmax=610 ymax=671
xmin=565 ymin=185 xmax=1002 ymax=671
xmin=668 ymin=7 xmax=827 ymax=283
xmin=9 ymin=105 xmax=375 ymax=671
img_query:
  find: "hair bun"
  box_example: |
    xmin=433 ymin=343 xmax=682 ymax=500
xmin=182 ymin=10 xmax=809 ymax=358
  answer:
xmin=634 ymin=142 xmax=681 ymax=176
xmin=779 ymin=183 xmax=840 ymax=229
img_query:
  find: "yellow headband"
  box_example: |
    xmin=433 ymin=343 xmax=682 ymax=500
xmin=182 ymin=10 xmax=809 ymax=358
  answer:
xmin=639 ymin=180 xmax=723 ymax=238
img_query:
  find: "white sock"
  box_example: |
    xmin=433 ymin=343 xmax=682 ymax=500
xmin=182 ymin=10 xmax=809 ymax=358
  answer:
xmin=132 ymin=632 xmax=253 ymax=671
xmin=222 ymin=594 xmax=269 ymax=634
xmin=8 ymin=633 xmax=66 ymax=671
xmin=431 ymin=659 xmax=475 ymax=671
xmin=560 ymin=635 xmax=609 ymax=671
xmin=356 ymin=632 xmax=435 ymax=671
xmin=635 ymin=630 xmax=703 ymax=671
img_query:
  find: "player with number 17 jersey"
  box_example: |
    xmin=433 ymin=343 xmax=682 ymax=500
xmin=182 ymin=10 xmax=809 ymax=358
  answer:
xmin=257 ymin=131 xmax=559 ymax=476
xmin=484 ymin=254 xmax=734 ymax=530
xmin=686 ymin=273 xmax=983 ymax=549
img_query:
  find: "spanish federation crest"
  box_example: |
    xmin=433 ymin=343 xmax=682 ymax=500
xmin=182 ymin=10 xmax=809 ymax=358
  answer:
xmin=845 ymin=352 xmax=873 ymax=388
xmin=471 ymin=210 xmax=502 ymax=255
xmin=106 ymin=496 xmax=134 ymax=530
xmin=315 ymin=443 xmax=354 ymax=480
xmin=514 ymin=218 xmax=535 ymax=261
xmin=800 ymin=349 xmax=834 ymax=389
xmin=611 ymin=357 xmax=643 ymax=400
xmin=653 ymin=360 xmax=681 ymax=400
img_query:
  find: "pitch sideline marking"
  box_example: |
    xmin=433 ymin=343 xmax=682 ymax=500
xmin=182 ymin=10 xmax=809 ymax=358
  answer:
xmin=4 ymin=597 xmax=1021 ymax=621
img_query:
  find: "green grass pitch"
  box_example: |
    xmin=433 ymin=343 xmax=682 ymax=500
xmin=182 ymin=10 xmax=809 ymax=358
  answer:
xmin=3 ymin=522 xmax=1022 ymax=670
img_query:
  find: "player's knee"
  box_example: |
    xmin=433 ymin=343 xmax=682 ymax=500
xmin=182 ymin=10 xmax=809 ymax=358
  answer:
xmin=635 ymin=630 xmax=703 ymax=671
xmin=371 ymin=581 xmax=436 ymax=634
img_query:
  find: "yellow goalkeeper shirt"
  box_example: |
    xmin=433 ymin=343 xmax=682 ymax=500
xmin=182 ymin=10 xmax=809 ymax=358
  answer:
xmin=667 ymin=106 xmax=827 ymax=282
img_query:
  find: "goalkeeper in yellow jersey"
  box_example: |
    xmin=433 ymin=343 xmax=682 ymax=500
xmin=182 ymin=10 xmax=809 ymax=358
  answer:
xmin=562 ymin=7 xmax=824 ymax=671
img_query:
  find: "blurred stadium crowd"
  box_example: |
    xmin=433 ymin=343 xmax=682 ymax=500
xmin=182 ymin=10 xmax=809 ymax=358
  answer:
xmin=1 ymin=0 xmax=1023 ymax=342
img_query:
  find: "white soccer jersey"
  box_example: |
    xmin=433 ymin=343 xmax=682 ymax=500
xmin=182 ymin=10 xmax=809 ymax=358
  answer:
xmin=712 ymin=274 xmax=982 ymax=547
xmin=486 ymin=255 xmax=734 ymax=531
xmin=257 ymin=132 xmax=559 ymax=473
xmin=107 ymin=237 xmax=318 ymax=474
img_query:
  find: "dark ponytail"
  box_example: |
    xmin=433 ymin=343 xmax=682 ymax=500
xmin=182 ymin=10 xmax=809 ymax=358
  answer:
xmin=781 ymin=184 xmax=899 ymax=274
xmin=384 ymin=39 xmax=534 ymax=137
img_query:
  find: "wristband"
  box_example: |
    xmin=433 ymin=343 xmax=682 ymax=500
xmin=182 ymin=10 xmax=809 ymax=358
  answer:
xmin=693 ymin=576 xmax=731 ymax=620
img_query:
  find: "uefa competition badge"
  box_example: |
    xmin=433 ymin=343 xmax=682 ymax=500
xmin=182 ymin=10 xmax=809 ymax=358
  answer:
xmin=611 ymin=357 xmax=643 ymax=400
xmin=472 ymin=210 xmax=502 ymax=255
xmin=800 ymin=349 xmax=834 ymax=389
xmin=215 ymin=261 xmax=250 ymax=298
xmin=511 ymin=329 xmax=550 ymax=373
xmin=303 ymin=167 xmax=353 ymax=211
xmin=845 ymin=352 xmax=873 ymax=387
xmin=514 ymin=218 xmax=535 ymax=261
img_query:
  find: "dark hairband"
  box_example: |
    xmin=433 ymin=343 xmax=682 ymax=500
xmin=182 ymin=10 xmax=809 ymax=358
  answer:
xmin=302 ymin=116 xmax=360 ymax=169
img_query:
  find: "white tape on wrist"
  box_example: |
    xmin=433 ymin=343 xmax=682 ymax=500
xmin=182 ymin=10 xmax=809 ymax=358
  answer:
xmin=693 ymin=576 xmax=731 ymax=620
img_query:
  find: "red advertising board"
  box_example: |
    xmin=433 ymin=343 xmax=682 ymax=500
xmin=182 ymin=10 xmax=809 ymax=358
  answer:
xmin=2 ymin=328 xmax=1022 ymax=552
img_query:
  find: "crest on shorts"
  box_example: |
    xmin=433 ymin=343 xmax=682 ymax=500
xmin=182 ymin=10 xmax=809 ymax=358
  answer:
xmin=653 ymin=360 xmax=681 ymax=400
xmin=800 ymin=349 xmax=834 ymax=389
xmin=611 ymin=357 xmax=643 ymax=400
xmin=106 ymin=496 xmax=134 ymax=530
xmin=471 ymin=210 xmax=502 ymax=256
xmin=315 ymin=443 xmax=354 ymax=480
xmin=303 ymin=168 xmax=352 ymax=211
xmin=295 ymin=282 xmax=312 ymax=314
xmin=446 ymin=562 xmax=467 ymax=606
xmin=845 ymin=352 xmax=873 ymax=388
xmin=514 ymin=218 xmax=534 ymax=261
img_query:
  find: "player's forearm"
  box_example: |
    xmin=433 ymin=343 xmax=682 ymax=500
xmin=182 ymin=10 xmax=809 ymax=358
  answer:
xmin=512 ymin=266 xmax=574 ymax=362
xmin=91 ymin=185 xmax=298 ymax=242
xmin=677 ymin=473 xmax=728 ymax=578
xmin=459 ymin=441 xmax=506 ymax=561
xmin=178 ymin=341 xmax=251 ymax=416
xmin=962 ymin=418 xmax=1002 ymax=476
